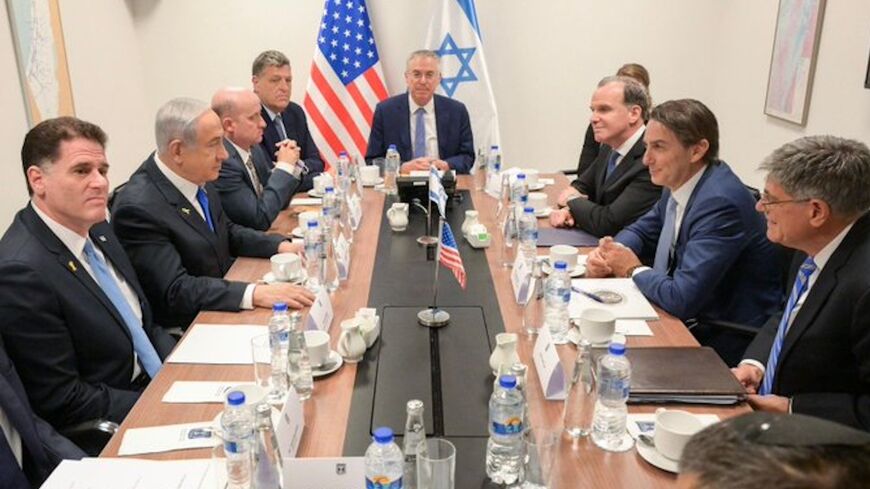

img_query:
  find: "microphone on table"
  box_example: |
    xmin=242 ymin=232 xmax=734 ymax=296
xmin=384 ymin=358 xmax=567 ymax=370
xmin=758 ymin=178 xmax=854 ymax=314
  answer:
xmin=411 ymin=198 xmax=437 ymax=261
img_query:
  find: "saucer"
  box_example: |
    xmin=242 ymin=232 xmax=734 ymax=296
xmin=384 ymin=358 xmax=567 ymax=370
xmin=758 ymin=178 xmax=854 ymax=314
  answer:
xmin=635 ymin=437 xmax=679 ymax=473
xmin=308 ymin=189 xmax=325 ymax=198
xmin=528 ymin=182 xmax=546 ymax=191
xmin=311 ymin=350 xmax=343 ymax=378
xmin=362 ymin=177 xmax=384 ymax=187
xmin=566 ymin=326 xmax=610 ymax=347
xmin=290 ymin=226 xmax=305 ymax=238
xmin=534 ymin=207 xmax=553 ymax=218
xmin=262 ymin=271 xmax=306 ymax=285
xmin=540 ymin=258 xmax=586 ymax=278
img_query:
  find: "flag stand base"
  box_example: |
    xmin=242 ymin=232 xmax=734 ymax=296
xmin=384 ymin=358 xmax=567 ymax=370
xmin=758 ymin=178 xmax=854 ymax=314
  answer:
xmin=417 ymin=308 xmax=450 ymax=328
xmin=416 ymin=236 xmax=439 ymax=245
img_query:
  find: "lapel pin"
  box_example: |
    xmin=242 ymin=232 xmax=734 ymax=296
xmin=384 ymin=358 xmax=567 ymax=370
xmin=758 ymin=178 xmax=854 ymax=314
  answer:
xmin=181 ymin=207 xmax=191 ymax=215
xmin=98 ymin=235 xmax=107 ymax=242
xmin=68 ymin=261 xmax=77 ymax=272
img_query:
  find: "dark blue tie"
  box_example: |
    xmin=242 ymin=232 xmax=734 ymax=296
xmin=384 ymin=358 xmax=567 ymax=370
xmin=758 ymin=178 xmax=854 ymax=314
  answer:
xmin=196 ymin=187 xmax=215 ymax=232
xmin=759 ymin=257 xmax=817 ymax=395
xmin=604 ymin=150 xmax=620 ymax=181
xmin=653 ymin=196 xmax=678 ymax=273
xmin=413 ymin=107 xmax=426 ymax=159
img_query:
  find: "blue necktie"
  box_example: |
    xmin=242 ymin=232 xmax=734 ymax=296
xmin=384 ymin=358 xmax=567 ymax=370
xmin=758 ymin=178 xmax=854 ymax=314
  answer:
xmin=413 ymin=107 xmax=426 ymax=159
xmin=196 ymin=187 xmax=215 ymax=232
xmin=759 ymin=257 xmax=817 ymax=395
xmin=653 ymin=196 xmax=678 ymax=273
xmin=275 ymin=114 xmax=288 ymax=141
xmin=604 ymin=150 xmax=620 ymax=181
xmin=83 ymin=241 xmax=162 ymax=379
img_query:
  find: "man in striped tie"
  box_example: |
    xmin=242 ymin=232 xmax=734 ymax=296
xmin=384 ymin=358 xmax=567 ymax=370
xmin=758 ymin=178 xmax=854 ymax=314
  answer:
xmin=732 ymin=136 xmax=870 ymax=430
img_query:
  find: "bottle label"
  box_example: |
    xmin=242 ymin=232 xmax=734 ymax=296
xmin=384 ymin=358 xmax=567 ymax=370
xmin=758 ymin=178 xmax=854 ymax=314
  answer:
xmin=365 ymin=476 xmax=403 ymax=489
xmin=492 ymin=417 xmax=524 ymax=435
xmin=224 ymin=440 xmax=241 ymax=454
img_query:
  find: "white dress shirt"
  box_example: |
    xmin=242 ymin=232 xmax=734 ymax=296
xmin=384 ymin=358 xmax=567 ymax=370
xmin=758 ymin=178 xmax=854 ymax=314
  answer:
xmin=408 ymin=93 xmax=439 ymax=158
xmin=0 ymin=405 xmax=22 ymax=469
xmin=609 ymin=125 xmax=646 ymax=169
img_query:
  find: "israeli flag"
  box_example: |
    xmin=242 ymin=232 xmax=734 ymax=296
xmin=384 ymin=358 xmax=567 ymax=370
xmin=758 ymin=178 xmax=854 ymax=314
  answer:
xmin=425 ymin=0 xmax=501 ymax=150
xmin=429 ymin=167 xmax=448 ymax=218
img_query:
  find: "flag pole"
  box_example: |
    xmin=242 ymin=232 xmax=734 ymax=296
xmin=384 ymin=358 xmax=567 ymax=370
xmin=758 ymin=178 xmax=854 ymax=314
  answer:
xmin=417 ymin=216 xmax=450 ymax=328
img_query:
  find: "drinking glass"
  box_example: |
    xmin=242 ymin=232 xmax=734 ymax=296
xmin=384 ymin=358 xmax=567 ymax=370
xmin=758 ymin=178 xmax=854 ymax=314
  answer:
xmin=473 ymin=146 xmax=487 ymax=191
xmin=416 ymin=438 xmax=456 ymax=489
xmin=250 ymin=334 xmax=286 ymax=404
xmin=381 ymin=157 xmax=398 ymax=195
xmin=520 ymin=429 xmax=559 ymax=489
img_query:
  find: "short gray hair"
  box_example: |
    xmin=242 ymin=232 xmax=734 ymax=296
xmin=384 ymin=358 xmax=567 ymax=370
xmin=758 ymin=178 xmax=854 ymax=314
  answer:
xmin=598 ymin=75 xmax=650 ymax=121
xmin=760 ymin=135 xmax=870 ymax=218
xmin=406 ymin=49 xmax=440 ymax=70
xmin=155 ymin=98 xmax=211 ymax=154
xmin=252 ymin=50 xmax=290 ymax=77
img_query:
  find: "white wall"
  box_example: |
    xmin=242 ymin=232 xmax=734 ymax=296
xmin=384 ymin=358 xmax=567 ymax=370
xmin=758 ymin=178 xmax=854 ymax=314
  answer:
xmin=1 ymin=0 xmax=868 ymax=228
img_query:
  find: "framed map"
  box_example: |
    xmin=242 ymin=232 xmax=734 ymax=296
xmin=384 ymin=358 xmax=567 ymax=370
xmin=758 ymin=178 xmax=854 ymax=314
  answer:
xmin=764 ymin=0 xmax=826 ymax=125
xmin=5 ymin=0 xmax=75 ymax=125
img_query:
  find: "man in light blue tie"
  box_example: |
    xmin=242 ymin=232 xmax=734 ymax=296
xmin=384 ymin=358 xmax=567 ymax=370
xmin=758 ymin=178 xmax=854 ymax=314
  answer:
xmin=731 ymin=136 xmax=870 ymax=429
xmin=0 ymin=117 xmax=176 ymax=452
xmin=585 ymin=99 xmax=781 ymax=360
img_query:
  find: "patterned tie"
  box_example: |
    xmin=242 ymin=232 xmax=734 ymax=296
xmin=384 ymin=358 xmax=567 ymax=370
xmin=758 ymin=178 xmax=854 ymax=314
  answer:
xmin=245 ymin=154 xmax=264 ymax=196
xmin=413 ymin=107 xmax=426 ymax=159
xmin=196 ymin=187 xmax=215 ymax=232
xmin=82 ymin=241 xmax=162 ymax=378
xmin=604 ymin=150 xmax=620 ymax=181
xmin=275 ymin=114 xmax=288 ymax=141
xmin=653 ymin=196 xmax=678 ymax=273
xmin=759 ymin=257 xmax=817 ymax=395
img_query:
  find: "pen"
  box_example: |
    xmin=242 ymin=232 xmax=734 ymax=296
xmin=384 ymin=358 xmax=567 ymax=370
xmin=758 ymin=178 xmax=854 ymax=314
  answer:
xmin=571 ymin=286 xmax=605 ymax=303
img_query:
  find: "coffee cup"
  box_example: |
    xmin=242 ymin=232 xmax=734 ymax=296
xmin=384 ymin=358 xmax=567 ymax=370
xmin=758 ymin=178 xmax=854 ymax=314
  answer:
xmin=577 ymin=308 xmax=616 ymax=344
xmin=360 ymin=165 xmax=380 ymax=184
xmin=313 ymin=174 xmax=333 ymax=194
xmin=387 ymin=202 xmax=409 ymax=232
xmin=528 ymin=192 xmax=548 ymax=212
xmin=550 ymin=245 xmax=579 ymax=270
xmin=654 ymin=409 xmax=704 ymax=461
xmin=298 ymin=210 xmax=320 ymax=230
xmin=524 ymin=169 xmax=540 ymax=187
xmin=270 ymin=253 xmax=302 ymax=281
xmin=304 ymin=330 xmax=330 ymax=368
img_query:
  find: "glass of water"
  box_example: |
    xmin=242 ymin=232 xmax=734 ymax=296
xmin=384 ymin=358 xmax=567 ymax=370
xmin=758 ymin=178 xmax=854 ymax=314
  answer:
xmin=382 ymin=157 xmax=398 ymax=195
xmin=250 ymin=334 xmax=287 ymax=404
xmin=416 ymin=438 xmax=456 ymax=489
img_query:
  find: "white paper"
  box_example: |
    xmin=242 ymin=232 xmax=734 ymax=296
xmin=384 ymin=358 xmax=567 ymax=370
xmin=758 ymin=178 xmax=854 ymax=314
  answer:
xmin=117 ymin=422 xmax=219 ymax=456
xmin=305 ymin=288 xmax=334 ymax=332
xmin=569 ymin=279 xmax=659 ymax=320
xmin=162 ymin=381 xmax=254 ymax=404
xmin=290 ymin=198 xmax=322 ymax=206
xmin=627 ymin=413 xmax=720 ymax=440
xmin=616 ymin=319 xmax=654 ymax=336
xmin=166 ymin=324 xmax=268 ymax=364
xmin=275 ymin=388 xmax=304 ymax=460
xmin=335 ymin=233 xmax=350 ymax=280
xmin=533 ymin=326 xmax=567 ymax=400
xmin=539 ymin=178 xmax=555 ymax=185
xmin=511 ymin=254 xmax=532 ymax=304
xmin=283 ymin=457 xmax=366 ymax=489
xmin=41 ymin=458 xmax=213 ymax=489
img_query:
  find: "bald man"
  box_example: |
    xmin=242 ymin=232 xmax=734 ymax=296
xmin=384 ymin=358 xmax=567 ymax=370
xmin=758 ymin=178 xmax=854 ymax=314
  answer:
xmin=212 ymin=87 xmax=306 ymax=230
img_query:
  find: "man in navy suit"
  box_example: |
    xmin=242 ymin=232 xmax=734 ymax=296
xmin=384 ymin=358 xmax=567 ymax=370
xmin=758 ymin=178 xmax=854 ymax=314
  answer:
xmin=0 ymin=117 xmax=175 ymax=440
xmin=252 ymin=50 xmax=324 ymax=191
xmin=0 ymin=336 xmax=84 ymax=488
xmin=212 ymin=87 xmax=305 ymax=230
xmin=731 ymin=136 xmax=870 ymax=429
xmin=365 ymin=50 xmax=474 ymax=174
xmin=587 ymin=99 xmax=781 ymax=332
xmin=112 ymin=98 xmax=314 ymax=331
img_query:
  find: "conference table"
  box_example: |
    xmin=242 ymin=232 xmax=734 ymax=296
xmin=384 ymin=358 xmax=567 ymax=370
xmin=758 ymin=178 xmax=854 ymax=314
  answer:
xmin=101 ymin=174 xmax=749 ymax=488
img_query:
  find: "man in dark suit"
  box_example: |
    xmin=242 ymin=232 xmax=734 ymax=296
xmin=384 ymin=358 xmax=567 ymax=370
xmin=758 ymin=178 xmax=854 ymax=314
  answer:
xmin=587 ymin=100 xmax=781 ymax=330
xmin=365 ymin=50 xmax=474 ymax=174
xmin=551 ymin=76 xmax=661 ymax=236
xmin=0 ymin=117 xmax=175 ymax=439
xmin=1 ymin=336 xmax=85 ymax=488
xmin=731 ymin=136 xmax=870 ymax=430
xmin=252 ymin=50 xmax=324 ymax=191
xmin=112 ymin=98 xmax=314 ymax=331
xmin=212 ymin=87 xmax=305 ymax=230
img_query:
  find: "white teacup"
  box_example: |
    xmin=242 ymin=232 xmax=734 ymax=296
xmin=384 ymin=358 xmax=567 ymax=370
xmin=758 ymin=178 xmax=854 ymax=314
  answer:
xmin=298 ymin=210 xmax=320 ymax=230
xmin=313 ymin=174 xmax=333 ymax=194
xmin=303 ymin=330 xmax=330 ymax=368
xmin=528 ymin=192 xmax=548 ymax=212
xmin=550 ymin=245 xmax=579 ymax=270
xmin=270 ymin=253 xmax=302 ymax=281
xmin=360 ymin=165 xmax=380 ymax=184
xmin=654 ymin=409 xmax=704 ymax=461
xmin=387 ymin=203 xmax=409 ymax=231
xmin=577 ymin=308 xmax=616 ymax=344
xmin=524 ymin=169 xmax=540 ymax=187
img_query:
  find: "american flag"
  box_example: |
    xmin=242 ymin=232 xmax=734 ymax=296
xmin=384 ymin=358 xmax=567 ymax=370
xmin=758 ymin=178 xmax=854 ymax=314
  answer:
xmin=439 ymin=221 xmax=466 ymax=289
xmin=303 ymin=0 xmax=388 ymax=166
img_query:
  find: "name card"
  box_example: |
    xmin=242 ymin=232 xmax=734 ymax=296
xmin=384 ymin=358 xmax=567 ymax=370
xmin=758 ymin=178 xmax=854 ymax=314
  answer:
xmin=511 ymin=255 xmax=532 ymax=304
xmin=533 ymin=326 xmax=567 ymax=400
xmin=275 ymin=387 xmax=303 ymax=459
xmin=305 ymin=288 xmax=334 ymax=332
xmin=348 ymin=194 xmax=362 ymax=230
xmin=283 ymin=457 xmax=365 ymax=489
xmin=335 ymin=233 xmax=350 ymax=281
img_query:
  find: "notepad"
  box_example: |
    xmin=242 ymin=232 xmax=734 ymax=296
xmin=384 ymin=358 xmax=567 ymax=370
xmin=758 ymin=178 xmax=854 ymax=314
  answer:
xmin=569 ymin=278 xmax=659 ymax=320
xmin=166 ymin=324 xmax=268 ymax=364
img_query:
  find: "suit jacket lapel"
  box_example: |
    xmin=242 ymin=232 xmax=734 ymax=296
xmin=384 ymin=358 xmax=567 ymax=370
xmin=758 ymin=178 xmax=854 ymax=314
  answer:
xmin=224 ymin=140 xmax=257 ymax=193
xmin=397 ymin=94 xmax=412 ymax=160
xmin=251 ymin=145 xmax=274 ymax=184
xmin=434 ymin=95 xmax=450 ymax=159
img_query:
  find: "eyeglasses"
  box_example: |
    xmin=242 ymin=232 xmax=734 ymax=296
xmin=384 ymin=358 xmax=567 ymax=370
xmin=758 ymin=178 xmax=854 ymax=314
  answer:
xmin=407 ymin=71 xmax=439 ymax=81
xmin=758 ymin=196 xmax=811 ymax=209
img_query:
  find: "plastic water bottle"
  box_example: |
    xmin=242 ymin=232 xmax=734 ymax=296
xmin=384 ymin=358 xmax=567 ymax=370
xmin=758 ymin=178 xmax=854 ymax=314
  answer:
xmin=485 ymin=375 xmax=524 ymax=485
xmin=564 ymin=339 xmax=596 ymax=438
xmin=322 ymin=186 xmax=337 ymax=220
xmin=365 ymin=427 xmax=404 ymax=489
xmin=320 ymin=208 xmax=340 ymax=293
xmin=267 ymin=303 xmax=290 ymax=401
xmin=337 ymin=151 xmax=351 ymax=189
xmin=304 ymin=220 xmax=323 ymax=293
xmin=385 ymin=145 xmax=400 ymax=195
xmin=402 ymin=400 xmax=426 ymax=489
xmin=591 ymin=335 xmax=631 ymax=452
xmin=486 ymin=145 xmax=502 ymax=195
xmin=511 ymin=173 xmax=529 ymax=206
xmin=221 ymin=391 xmax=254 ymax=489
xmin=518 ymin=206 xmax=538 ymax=267
xmin=287 ymin=325 xmax=313 ymax=401
xmin=544 ymin=261 xmax=571 ymax=344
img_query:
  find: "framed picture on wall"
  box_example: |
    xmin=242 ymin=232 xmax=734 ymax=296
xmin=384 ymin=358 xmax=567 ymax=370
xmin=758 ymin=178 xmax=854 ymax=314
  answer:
xmin=764 ymin=0 xmax=826 ymax=125
xmin=865 ymin=47 xmax=870 ymax=89
xmin=5 ymin=0 xmax=76 ymax=125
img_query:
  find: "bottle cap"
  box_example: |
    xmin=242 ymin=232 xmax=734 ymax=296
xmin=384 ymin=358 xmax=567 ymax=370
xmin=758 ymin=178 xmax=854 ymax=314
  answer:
xmin=226 ymin=391 xmax=246 ymax=406
xmin=524 ymin=207 xmax=534 ymax=214
xmin=307 ymin=220 xmax=318 ymax=228
xmin=325 ymin=186 xmax=334 ymax=193
xmin=498 ymin=375 xmax=517 ymax=389
xmin=272 ymin=302 xmax=288 ymax=312
xmin=608 ymin=335 xmax=627 ymax=355
xmin=388 ymin=144 xmax=397 ymax=150
xmin=517 ymin=173 xmax=526 ymax=180
xmin=554 ymin=260 xmax=568 ymax=270
xmin=373 ymin=426 xmax=394 ymax=444
xmin=490 ymin=145 xmax=499 ymax=150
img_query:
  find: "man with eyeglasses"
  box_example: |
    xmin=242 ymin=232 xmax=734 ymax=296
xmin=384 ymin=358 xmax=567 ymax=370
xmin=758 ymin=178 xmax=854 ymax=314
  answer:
xmin=731 ymin=135 xmax=870 ymax=429
xmin=365 ymin=50 xmax=474 ymax=173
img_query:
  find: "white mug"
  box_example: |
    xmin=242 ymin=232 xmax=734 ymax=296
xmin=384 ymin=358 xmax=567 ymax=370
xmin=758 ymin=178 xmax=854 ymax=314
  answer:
xmin=270 ymin=253 xmax=302 ymax=281
xmin=360 ymin=165 xmax=380 ymax=184
xmin=577 ymin=308 xmax=616 ymax=344
xmin=386 ymin=203 xmax=409 ymax=231
xmin=528 ymin=192 xmax=548 ymax=212
xmin=550 ymin=245 xmax=579 ymax=270
xmin=313 ymin=174 xmax=333 ymax=194
xmin=304 ymin=330 xmax=330 ymax=368
xmin=654 ymin=409 xmax=704 ymax=461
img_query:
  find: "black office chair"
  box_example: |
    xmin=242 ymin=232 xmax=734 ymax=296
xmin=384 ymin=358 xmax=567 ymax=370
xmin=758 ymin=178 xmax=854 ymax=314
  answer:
xmin=60 ymin=419 xmax=120 ymax=456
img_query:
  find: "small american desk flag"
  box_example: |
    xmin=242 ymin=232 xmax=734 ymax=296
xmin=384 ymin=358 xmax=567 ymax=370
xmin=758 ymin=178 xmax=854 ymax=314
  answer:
xmin=304 ymin=0 xmax=388 ymax=165
xmin=439 ymin=221 xmax=466 ymax=289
